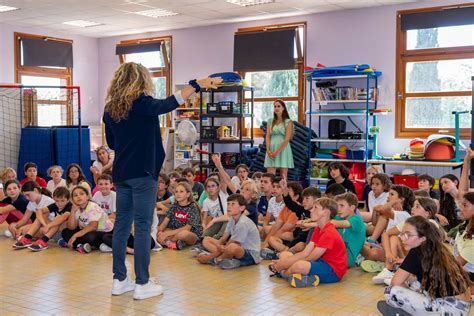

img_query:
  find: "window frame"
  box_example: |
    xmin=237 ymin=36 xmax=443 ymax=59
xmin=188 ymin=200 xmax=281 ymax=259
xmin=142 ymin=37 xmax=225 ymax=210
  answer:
xmin=237 ymin=22 xmax=306 ymax=137
xmin=396 ymin=4 xmax=474 ymax=138
xmin=117 ymin=35 xmax=172 ymax=126
xmin=14 ymin=32 xmax=74 ymax=126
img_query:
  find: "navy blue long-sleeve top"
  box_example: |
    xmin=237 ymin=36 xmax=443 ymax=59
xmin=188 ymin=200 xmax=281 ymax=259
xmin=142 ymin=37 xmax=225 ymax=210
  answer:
xmin=103 ymin=93 xmax=180 ymax=183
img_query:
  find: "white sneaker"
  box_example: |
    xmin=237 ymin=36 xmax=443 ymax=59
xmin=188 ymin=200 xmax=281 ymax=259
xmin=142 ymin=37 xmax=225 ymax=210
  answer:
xmin=111 ymin=277 xmax=135 ymax=296
xmin=372 ymin=268 xmax=394 ymax=284
xmin=133 ymin=280 xmax=163 ymax=300
xmin=383 ymin=277 xmax=392 ymax=286
xmin=3 ymin=229 xmax=12 ymax=239
xmin=100 ymin=243 xmax=113 ymax=253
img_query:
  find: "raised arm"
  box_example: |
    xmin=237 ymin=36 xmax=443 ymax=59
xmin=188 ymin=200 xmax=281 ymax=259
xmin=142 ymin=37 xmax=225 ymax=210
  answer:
xmin=459 ymin=148 xmax=474 ymax=197
xmin=212 ymin=153 xmax=237 ymax=193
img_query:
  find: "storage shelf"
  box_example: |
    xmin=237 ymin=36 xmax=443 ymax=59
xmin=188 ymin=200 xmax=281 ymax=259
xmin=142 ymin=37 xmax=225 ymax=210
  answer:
xmin=369 ymin=159 xmax=463 ymax=168
xmin=200 ymin=113 xmax=253 ymax=118
xmin=200 ymin=138 xmax=253 ymax=144
xmin=176 ymin=107 xmax=201 ymax=111
xmin=311 ymin=158 xmax=367 ymax=163
xmin=176 ymin=118 xmax=201 ymax=121
xmin=202 ymin=86 xmax=254 ymax=92
xmin=306 ymin=110 xmax=388 ymax=117
xmin=310 ymin=74 xmax=377 ymax=80
xmin=312 ymin=138 xmax=367 ymax=143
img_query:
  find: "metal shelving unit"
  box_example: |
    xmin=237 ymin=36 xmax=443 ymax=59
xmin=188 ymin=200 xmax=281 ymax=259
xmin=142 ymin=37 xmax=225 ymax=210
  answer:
xmin=199 ymin=85 xmax=255 ymax=173
xmin=306 ymin=73 xmax=383 ymax=184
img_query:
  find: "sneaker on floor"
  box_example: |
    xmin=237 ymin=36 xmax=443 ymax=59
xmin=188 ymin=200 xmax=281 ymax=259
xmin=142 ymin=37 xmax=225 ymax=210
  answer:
xmin=57 ymin=238 xmax=68 ymax=248
xmin=99 ymin=243 xmax=113 ymax=253
xmin=112 ymin=277 xmax=135 ymax=296
xmin=290 ymin=274 xmax=320 ymax=288
xmin=383 ymin=277 xmax=392 ymax=286
xmin=190 ymin=244 xmax=204 ymax=253
xmin=3 ymin=229 xmax=13 ymax=239
xmin=28 ymin=239 xmax=48 ymax=252
xmin=260 ymin=248 xmax=278 ymax=260
xmin=12 ymin=236 xmax=32 ymax=249
xmin=373 ymin=268 xmax=394 ymax=284
xmin=76 ymin=243 xmax=91 ymax=254
xmin=133 ymin=280 xmax=163 ymax=300
xmin=220 ymin=259 xmax=241 ymax=270
xmin=360 ymin=260 xmax=385 ymax=273
xmin=176 ymin=240 xmax=186 ymax=250
xmin=164 ymin=240 xmax=177 ymax=250
xmin=355 ymin=254 xmax=365 ymax=266
xmin=376 ymin=300 xmax=411 ymax=316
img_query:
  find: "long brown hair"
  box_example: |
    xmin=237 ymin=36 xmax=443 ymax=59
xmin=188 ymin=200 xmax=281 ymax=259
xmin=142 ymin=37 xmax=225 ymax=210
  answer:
xmin=271 ymin=99 xmax=290 ymax=130
xmin=462 ymin=192 xmax=474 ymax=240
xmin=105 ymin=62 xmax=155 ymax=122
xmin=406 ymin=216 xmax=471 ymax=298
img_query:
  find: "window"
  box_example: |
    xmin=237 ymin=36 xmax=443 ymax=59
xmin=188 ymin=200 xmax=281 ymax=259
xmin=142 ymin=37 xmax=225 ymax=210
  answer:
xmin=117 ymin=37 xmax=171 ymax=99
xmin=396 ymin=5 xmax=474 ymax=138
xmin=236 ymin=23 xmax=306 ymax=136
xmin=15 ymin=32 xmax=73 ymax=127
xmin=117 ymin=36 xmax=172 ymax=126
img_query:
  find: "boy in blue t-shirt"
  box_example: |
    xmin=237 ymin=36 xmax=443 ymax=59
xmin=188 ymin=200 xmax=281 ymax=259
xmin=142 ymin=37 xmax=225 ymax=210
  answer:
xmin=332 ymin=192 xmax=366 ymax=267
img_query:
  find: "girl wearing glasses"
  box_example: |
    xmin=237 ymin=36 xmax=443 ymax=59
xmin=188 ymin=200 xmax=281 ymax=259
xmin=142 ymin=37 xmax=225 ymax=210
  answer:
xmin=379 ymin=216 xmax=471 ymax=315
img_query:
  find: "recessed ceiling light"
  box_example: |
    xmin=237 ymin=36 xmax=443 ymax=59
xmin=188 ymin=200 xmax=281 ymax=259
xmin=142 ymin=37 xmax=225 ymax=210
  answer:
xmin=226 ymin=0 xmax=275 ymax=7
xmin=0 ymin=5 xmax=19 ymax=12
xmin=134 ymin=8 xmax=179 ymax=18
xmin=62 ymin=20 xmax=103 ymax=28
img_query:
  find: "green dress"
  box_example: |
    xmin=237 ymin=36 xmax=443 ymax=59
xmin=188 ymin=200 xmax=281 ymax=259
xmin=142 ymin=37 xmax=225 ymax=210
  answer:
xmin=264 ymin=118 xmax=294 ymax=168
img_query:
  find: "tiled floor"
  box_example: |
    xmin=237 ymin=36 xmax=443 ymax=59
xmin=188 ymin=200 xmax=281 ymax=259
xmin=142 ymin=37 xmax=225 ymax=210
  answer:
xmin=0 ymin=224 xmax=387 ymax=316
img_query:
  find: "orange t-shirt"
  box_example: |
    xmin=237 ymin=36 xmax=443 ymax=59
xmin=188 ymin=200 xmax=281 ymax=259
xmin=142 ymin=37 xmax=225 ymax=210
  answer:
xmin=277 ymin=206 xmax=298 ymax=225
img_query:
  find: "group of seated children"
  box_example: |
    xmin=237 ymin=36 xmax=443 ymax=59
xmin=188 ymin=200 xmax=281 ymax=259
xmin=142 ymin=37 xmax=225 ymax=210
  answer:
xmin=1 ymin=149 xmax=473 ymax=316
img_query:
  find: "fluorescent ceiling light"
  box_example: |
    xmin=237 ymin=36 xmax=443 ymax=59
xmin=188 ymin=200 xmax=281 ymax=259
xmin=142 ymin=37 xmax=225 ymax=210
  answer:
xmin=134 ymin=8 xmax=179 ymax=18
xmin=62 ymin=20 xmax=103 ymax=27
xmin=0 ymin=5 xmax=19 ymax=12
xmin=226 ymin=0 xmax=275 ymax=7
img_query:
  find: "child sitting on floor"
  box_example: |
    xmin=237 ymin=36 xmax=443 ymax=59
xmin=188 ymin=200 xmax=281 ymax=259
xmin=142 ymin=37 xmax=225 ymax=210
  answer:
xmin=46 ymin=165 xmax=67 ymax=195
xmin=201 ymin=177 xmax=228 ymax=240
xmin=13 ymin=187 xmax=72 ymax=251
xmin=182 ymin=167 xmax=204 ymax=200
xmin=20 ymin=162 xmax=47 ymax=188
xmin=269 ymin=197 xmax=348 ymax=288
xmin=92 ymin=174 xmax=116 ymax=220
xmin=59 ymin=186 xmax=114 ymax=254
xmin=262 ymin=177 xmax=285 ymax=235
xmin=157 ymin=181 xmax=202 ymax=250
xmin=197 ymin=194 xmax=261 ymax=269
xmin=333 ymin=192 xmax=366 ymax=267
xmin=8 ymin=181 xmax=54 ymax=239
xmin=261 ymin=180 xmax=301 ymax=258
xmin=0 ymin=180 xmax=29 ymax=238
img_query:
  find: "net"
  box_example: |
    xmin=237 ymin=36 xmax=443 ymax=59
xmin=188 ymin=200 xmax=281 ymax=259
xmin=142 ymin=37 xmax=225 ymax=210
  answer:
xmin=0 ymin=85 xmax=86 ymax=179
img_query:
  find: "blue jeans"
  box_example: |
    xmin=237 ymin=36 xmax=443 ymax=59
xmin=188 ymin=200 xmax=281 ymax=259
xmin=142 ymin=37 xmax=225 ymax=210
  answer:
xmin=113 ymin=175 xmax=158 ymax=285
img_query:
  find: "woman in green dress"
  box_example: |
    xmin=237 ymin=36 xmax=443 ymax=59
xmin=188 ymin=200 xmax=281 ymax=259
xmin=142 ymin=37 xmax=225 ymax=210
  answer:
xmin=264 ymin=99 xmax=294 ymax=179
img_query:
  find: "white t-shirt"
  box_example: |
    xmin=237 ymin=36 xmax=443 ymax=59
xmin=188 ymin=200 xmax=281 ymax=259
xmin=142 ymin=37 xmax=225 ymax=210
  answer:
xmin=151 ymin=211 xmax=161 ymax=251
xmin=92 ymin=156 xmax=113 ymax=173
xmin=202 ymin=191 xmax=228 ymax=218
xmin=231 ymin=176 xmax=242 ymax=191
xmin=92 ymin=191 xmax=116 ymax=216
xmin=367 ymin=191 xmax=389 ymax=215
xmin=267 ymin=196 xmax=285 ymax=220
xmin=396 ymin=217 xmax=440 ymax=232
xmin=26 ymin=194 xmax=55 ymax=213
xmin=387 ymin=210 xmax=411 ymax=231
xmin=46 ymin=179 xmax=67 ymax=195
xmin=454 ymin=230 xmax=474 ymax=273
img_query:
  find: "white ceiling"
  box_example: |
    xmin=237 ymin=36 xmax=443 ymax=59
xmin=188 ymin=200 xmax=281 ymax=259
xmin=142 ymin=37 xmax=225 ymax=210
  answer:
xmin=0 ymin=0 xmax=421 ymax=38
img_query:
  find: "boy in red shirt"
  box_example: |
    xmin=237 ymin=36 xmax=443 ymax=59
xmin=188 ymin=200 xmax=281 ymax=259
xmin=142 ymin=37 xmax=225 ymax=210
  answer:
xmin=269 ymin=197 xmax=348 ymax=287
xmin=20 ymin=162 xmax=47 ymax=188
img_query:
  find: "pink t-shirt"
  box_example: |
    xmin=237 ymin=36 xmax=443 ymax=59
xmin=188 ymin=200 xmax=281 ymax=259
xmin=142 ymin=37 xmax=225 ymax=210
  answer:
xmin=75 ymin=202 xmax=113 ymax=232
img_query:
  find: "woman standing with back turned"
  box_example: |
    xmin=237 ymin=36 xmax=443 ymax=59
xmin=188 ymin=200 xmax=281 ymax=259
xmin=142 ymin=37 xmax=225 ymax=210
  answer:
xmin=103 ymin=62 xmax=221 ymax=300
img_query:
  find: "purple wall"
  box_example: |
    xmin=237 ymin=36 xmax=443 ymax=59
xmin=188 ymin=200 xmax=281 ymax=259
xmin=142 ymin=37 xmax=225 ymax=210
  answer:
xmin=97 ymin=0 xmax=465 ymax=157
xmin=0 ymin=22 xmax=100 ymax=125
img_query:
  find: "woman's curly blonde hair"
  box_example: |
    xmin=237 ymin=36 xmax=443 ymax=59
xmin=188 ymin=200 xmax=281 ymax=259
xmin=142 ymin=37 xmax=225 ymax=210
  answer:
xmin=105 ymin=62 xmax=155 ymax=122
